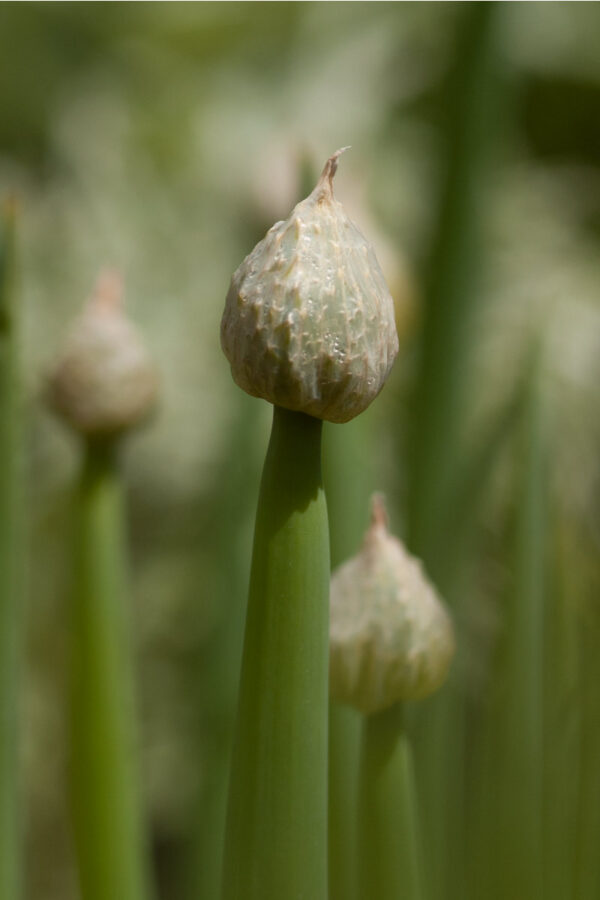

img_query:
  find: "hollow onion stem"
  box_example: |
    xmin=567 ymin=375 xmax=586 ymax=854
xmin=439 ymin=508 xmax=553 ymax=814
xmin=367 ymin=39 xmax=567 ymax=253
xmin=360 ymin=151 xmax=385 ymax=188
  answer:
xmin=221 ymin=405 xmax=329 ymax=900
xmin=325 ymin=414 xmax=376 ymax=900
xmin=358 ymin=703 xmax=422 ymax=900
xmin=328 ymin=702 xmax=361 ymax=900
xmin=69 ymin=439 xmax=153 ymax=900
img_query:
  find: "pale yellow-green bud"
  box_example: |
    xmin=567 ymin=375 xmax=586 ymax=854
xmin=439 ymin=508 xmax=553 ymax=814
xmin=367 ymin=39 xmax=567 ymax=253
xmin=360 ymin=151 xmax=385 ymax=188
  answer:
xmin=329 ymin=495 xmax=455 ymax=714
xmin=47 ymin=270 xmax=159 ymax=439
xmin=221 ymin=149 xmax=399 ymax=423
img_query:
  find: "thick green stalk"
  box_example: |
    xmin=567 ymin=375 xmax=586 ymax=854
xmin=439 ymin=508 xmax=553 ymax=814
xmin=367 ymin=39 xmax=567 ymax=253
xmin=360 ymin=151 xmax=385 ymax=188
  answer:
xmin=222 ymin=405 xmax=329 ymax=900
xmin=70 ymin=439 xmax=153 ymax=900
xmin=358 ymin=704 xmax=422 ymax=900
xmin=0 ymin=198 xmax=20 ymax=900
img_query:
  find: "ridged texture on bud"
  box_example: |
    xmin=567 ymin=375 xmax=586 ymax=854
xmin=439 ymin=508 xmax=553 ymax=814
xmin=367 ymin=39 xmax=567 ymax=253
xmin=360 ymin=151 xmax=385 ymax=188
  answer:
xmin=221 ymin=149 xmax=399 ymax=423
xmin=47 ymin=271 xmax=158 ymax=438
xmin=330 ymin=495 xmax=455 ymax=714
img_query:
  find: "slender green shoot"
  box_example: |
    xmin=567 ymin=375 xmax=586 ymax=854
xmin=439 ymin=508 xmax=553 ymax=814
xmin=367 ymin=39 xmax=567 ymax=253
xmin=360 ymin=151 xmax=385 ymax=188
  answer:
xmin=221 ymin=405 xmax=330 ymax=900
xmin=575 ymin=602 xmax=600 ymax=900
xmin=499 ymin=359 xmax=546 ymax=899
xmin=471 ymin=357 xmax=547 ymax=900
xmin=542 ymin=519 xmax=580 ymax=900
xmin=324 ymin=413 xmax=377 ymax=900
xmin=328 ymin=702 xmax=361 ymax=900
xmin=0 ymin=197 xmax=20 ymax=900
xmin=406 ymin=9 xmax=507 ymax=898
xmin=69 ymin=438 xmax=153 ymax=900
xmin=358 ymin=703 xmax=422 ymax=900
xmin=185 ymin=393 xmax=262 ymax=900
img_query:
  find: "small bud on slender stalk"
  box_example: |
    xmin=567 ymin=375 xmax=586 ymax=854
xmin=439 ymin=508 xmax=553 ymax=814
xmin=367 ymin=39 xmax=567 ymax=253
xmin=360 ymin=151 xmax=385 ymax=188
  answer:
xmin=46 ymin=272 xmax=156 ymax=900
xmin=329 ymin=494 xmax=455 ymax=900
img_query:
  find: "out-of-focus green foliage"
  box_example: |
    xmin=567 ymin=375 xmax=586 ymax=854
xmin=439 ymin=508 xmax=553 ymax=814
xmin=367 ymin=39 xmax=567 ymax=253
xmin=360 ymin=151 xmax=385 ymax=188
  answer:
xmin=0 ymin=191 xmax=21 ymax=900
xmin=1 ymin=3 xmax=599 ymax=899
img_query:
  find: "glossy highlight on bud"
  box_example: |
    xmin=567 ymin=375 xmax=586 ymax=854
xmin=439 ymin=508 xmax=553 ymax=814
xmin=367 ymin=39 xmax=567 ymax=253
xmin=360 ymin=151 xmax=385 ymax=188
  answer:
xmin=330 ymin=494 xmax=455 ymax=714
xmin=221 ymin=149 xmax=399 ymax=423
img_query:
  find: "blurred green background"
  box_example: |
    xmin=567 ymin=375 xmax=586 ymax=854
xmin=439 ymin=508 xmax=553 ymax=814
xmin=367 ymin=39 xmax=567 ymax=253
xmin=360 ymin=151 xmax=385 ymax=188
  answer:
xmin=1 ymin=3 xmax=599 ymax=899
